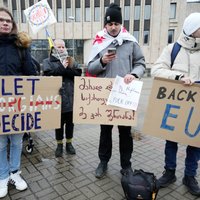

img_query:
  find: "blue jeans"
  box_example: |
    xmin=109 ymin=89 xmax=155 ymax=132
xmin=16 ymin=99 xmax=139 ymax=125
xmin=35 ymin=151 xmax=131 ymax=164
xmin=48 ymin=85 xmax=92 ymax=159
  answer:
xmin=0 ymin=134 xmax=23 ymax=180
xmin=165 ymin=140 xmax=200 ymax=176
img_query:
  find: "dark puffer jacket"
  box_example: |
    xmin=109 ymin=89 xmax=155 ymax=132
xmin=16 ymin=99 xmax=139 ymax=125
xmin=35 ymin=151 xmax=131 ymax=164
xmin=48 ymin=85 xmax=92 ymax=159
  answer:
xmin=0 ymin=35 xmax=37 ymax=76
xmin=42 ymin=55 xmax=82 ymax=113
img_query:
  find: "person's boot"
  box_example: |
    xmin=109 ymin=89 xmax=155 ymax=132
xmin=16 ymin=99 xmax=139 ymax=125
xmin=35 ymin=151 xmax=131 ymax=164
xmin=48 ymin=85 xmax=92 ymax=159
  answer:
xmin=95 ymin=161 xmax=108 ymax=179
xmin=66 ymin=143 xmax=76 ymax=155
xmin=158 ymin=169 xmax=176 ymax=187
xmin=183 ymin=175 xmax=200 ymax=196
xmin=55 ymin=143 xmax=63 ymax=157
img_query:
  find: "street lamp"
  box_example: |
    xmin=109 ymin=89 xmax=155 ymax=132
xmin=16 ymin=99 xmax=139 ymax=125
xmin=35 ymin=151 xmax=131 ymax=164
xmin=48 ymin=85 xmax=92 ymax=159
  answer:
xmin=68 ymin=16 xmax=75 ymax=58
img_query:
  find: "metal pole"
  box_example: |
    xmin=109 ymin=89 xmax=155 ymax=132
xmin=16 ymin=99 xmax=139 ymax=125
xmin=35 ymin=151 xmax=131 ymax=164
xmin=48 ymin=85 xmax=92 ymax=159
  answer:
xmin=72 ymin=21 xmax=74 ymax=58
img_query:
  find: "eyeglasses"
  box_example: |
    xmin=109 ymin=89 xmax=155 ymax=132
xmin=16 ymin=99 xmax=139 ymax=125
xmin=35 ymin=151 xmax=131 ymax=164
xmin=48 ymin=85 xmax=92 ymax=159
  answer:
xmin=0 ymin=18 xmax=13 ymax=24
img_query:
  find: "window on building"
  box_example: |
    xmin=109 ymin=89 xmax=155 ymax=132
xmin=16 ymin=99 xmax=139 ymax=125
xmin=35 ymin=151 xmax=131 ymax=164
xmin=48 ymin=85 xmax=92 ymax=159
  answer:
xmin=31 ymin=40 xmax=49 ymax=64
xmin=134 ymin=19 xmax=140 ymax=40
xmin=56 ymin=0 xmax=62 ymax=22
xmin=125 ymin=0 xmax=130 ymax=6
xmin=29 ymin=0 xmax=34 ymax=6
xmin=124 ymin=0 xmax=130 ymax=31
xmin=124 ymin=6 xmax=130 ymax=20
xmin=85 ymin=0 xmax=90 ymax=22
xmin=170 ymin=3 xmax=176 ymax=19
xmin=145 ymin=0 xmax=151 ymax=4
xmin=12 ymin=0 xmax=17 ymax=22
xmin=134 ymin=31 xmax=139 ymax=41
xmin=20 ymin=0 xmax=26 ymax=23
xmin=134 ymin=2 xmax=140 ymax=39
xmin=168 ymin=29 xmax=174 ymax=43
xmin=124 ymin=21 xmax=129 ymax=31
xmin=75 ymin=0 xmax=81 ymax=22
xmin=66 ymin=0 xmax=71 ymax=22
xmin=47 ymin=0 xmax=52 ymax=8
xmin=143 ymin=31 xmax=149 ymax=44
xmin=134 ymin=6 xmax=140 ymax=20
xmin=143 ymin=0 xmax=151 ymax=45
xmin=3 ymin=0 xmax=8 ymax=7
xmin=104 ymin=0 xmax=110 ymax=14
xmin=143 ymin=20 xmax=150 ymax=44
xmin=124 ymin=6 xmax=130 ymax=30
xmin=135 ymin=0 xmax=141 ymax=6
xmin=94 ymin=0 xmax=100 ymax=22
xmin=144 ymin=5 xmax=151 ymax=20
xmin=114 ymin=0 xmax=120 ymax=6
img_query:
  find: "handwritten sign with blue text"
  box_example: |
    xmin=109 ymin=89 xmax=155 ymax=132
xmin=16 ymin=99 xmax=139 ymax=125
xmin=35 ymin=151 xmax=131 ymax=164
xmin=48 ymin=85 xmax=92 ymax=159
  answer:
xmin=0 ymin=76 xmax=62 ymax=135
xmin=143 ymin=77 xmax=200 ymax=147
xmin=107 ymin=75 xmax=143 ymax=110
xmin=73 ymin=77 xmax=137 ymax=126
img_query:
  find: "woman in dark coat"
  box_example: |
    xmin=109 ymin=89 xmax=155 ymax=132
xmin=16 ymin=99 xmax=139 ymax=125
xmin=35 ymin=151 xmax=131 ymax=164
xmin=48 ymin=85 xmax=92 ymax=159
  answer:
xmin=0 ymin=7 xmax=37 ymax=198
xmin=42 ymin=39 xmax=82 ymax=157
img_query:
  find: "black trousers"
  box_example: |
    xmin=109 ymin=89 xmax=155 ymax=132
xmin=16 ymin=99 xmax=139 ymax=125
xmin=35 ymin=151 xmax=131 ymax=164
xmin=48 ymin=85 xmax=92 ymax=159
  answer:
xmin=98 ymin=124 xmax=133 ymax=169
xmin=55 ymin=111 xmax=74 ymax=141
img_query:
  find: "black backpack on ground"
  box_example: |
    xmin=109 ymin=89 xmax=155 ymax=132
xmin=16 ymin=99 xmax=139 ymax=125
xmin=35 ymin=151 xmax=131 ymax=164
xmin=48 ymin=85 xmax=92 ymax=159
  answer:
xmin=121 ymin=169 xmax=160 ymax=200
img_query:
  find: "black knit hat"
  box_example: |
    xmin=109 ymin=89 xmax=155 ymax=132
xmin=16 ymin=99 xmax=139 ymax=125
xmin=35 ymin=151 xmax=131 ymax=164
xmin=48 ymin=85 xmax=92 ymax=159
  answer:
xmin=104 ymin=3 xmax=122 ymax=25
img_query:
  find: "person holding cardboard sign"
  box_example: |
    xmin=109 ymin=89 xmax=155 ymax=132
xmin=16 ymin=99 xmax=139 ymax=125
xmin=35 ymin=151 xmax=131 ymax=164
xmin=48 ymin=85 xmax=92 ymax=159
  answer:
xmin=0 ymin=7 xmax=37 ymax=198
xmin=87 ymin=3 xmax=146 ymax=179
xmin=151 ymin=13 xmax=200 ymax=196
xmin=42 ymin=39 xmax=82 ymax=157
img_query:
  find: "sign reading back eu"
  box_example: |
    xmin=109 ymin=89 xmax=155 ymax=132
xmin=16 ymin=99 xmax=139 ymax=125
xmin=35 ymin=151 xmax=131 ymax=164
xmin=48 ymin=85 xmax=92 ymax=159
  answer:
xmin=143 ymin=77 xmax=200 ymax=148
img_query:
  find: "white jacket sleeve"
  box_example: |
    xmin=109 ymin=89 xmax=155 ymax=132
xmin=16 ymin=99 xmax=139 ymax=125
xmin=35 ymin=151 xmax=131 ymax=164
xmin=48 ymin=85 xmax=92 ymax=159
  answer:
xmin=151 ymin=44 xmax=183 ymax=80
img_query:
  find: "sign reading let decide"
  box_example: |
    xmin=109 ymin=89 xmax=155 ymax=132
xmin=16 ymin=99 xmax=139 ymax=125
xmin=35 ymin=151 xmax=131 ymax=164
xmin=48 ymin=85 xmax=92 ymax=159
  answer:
xmin=0 ymin=76 xmax=62 ymax=135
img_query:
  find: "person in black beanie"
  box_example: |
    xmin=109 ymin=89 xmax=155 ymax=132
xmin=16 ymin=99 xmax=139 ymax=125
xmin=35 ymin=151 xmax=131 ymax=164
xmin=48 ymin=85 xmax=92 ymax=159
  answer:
xmin=104 ymin=3 xmax=122 ymax=25
xmin=87 ymin=3 xmax=146 ymax=179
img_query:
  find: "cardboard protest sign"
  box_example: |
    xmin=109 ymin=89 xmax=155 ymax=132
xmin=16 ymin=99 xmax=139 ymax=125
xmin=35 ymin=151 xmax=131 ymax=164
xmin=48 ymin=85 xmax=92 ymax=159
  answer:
xmin=73 ymin=77 xmax=137 ymax=126
xmin=143 ymin=77 xmax=200 ymax=147
xmin=24 ymin=0 xmax=57 ymax=34
xmin=107 ymin=75 xmax=143 ymax=110
xmin=0 ymin=76 xmax=62 ymax=135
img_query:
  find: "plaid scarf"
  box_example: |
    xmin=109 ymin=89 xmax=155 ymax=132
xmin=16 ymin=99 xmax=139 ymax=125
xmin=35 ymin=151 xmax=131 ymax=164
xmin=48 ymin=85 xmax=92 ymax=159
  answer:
xmin=52 ymin=48 xmax=69 ymax=63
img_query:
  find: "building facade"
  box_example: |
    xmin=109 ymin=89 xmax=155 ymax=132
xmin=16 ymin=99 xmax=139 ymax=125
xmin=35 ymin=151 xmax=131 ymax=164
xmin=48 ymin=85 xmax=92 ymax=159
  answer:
xmin=0 ymin=0 xmax=200 ymax=68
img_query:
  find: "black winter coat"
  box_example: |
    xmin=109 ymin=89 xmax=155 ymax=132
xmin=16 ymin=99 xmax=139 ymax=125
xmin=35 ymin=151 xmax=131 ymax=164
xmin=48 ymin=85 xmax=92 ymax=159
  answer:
xmin=42 ymin=55 xmax=82 ymax=113
xmin=0 ymin=35 xmax=37 ymax=76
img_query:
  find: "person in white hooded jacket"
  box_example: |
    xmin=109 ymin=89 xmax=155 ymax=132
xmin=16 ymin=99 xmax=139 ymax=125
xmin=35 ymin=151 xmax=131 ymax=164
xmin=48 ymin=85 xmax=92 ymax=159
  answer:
xmin=151 ymin=13 xmax=200 ymax=197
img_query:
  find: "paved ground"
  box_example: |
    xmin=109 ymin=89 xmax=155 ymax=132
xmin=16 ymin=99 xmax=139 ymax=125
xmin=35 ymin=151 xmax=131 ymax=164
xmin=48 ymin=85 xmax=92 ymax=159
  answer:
xmin=3 ymin=77 xmax=200 ymax=200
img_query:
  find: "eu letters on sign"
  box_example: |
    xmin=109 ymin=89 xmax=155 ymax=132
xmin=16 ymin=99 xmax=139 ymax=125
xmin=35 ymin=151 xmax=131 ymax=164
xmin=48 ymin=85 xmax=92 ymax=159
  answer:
xmin=143 ymin=77 xmax=200 ymax=148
